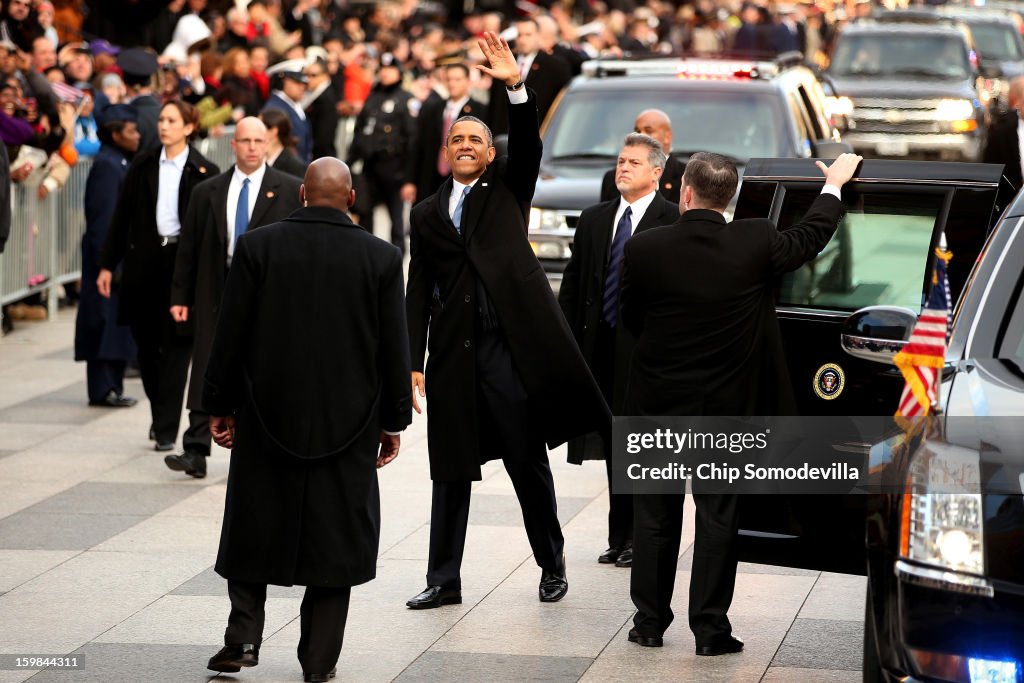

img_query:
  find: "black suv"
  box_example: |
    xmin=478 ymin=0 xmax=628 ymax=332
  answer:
xmin=938 ymin=6 xmax=1024 ymax=117
xmin=529 ymin=54 xmax=848 ymax=291
xmin=824 ymin=18 xmax=986 ymax=161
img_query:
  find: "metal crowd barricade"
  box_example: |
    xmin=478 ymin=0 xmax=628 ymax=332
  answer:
xmin=0 ymin=127 xmax=243 ymax=328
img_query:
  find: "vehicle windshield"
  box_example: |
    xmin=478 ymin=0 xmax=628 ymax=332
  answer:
xmin=969 ymin=22 xmax=1024 ymax=61
xmin=543 ymin=89 xmax=788 ymax=163
xmin=830 ymin=33 xmax=971 ymax=79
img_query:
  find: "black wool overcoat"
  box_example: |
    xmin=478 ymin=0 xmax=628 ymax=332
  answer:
xmin=203 ymin=206 xmax=412 ymax=587
xmin=407 ymin=89 xmax=610 ymax=481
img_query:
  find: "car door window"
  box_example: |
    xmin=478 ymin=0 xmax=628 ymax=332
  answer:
xmin=787 ymin=93 xmax=814 ymax=158
xmin=797 ymin=84 xmax=827 ymax=141
xmin=775 ymin=188 xmax=945 ymax=311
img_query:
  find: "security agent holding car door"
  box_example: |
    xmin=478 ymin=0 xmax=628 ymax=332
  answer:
xmin=405 ymin=33 xmax=610 ymax=609
xmin=620 ymin=151 xmax=861 ymax=653
xmin=558 ymin=133 xmax=679 ymax=569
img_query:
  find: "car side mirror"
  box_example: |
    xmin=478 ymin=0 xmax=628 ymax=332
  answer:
xmin=841 ymin=305 xmax=918 ymax=364
xmin=813 ymin=141 xmax=855 ymax=159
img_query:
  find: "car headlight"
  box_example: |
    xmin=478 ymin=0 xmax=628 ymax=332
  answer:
xmin=936 ymin=98 xmax=975 ymax=121
xmin=529 ymin=238 xmax=572 ymax=259
xmin=898 ymin=440 xmax=989 ymax=594
xmin=529 ymin=208 xmax=570 ymax=232
xmin=825 ymin=95 xmax=854 ymax=118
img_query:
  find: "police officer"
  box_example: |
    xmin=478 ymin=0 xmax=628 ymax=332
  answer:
xmin=347 ymin=53 xmax=416 ymax=254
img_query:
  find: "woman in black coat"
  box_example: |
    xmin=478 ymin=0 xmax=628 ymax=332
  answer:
xmin=97 ymin=99 xmax=220 ymax=453
xmin=260 ymin=107 xmax=307 ymax=178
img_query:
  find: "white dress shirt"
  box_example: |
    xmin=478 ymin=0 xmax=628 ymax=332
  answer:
xmin=226 ymin=163 xmax=267 ymax=261
xmin=611 ymin=189 xmax=658 ymax=249
xmin=156 ymin=146 xmax=189 ymax=237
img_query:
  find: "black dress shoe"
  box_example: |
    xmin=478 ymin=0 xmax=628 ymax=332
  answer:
xmin=207 ymin=643 xmax=259 ymax=673
xmin=88 ymin=390 xmax=138 ymax=408
xmin=303 ymin=667 xmax=337 ymax=682
xmin=598 ymin=547 xmax=621 ymax=564
xmin=164 ymin=451 xmax=207 ymax=478
xmin=614 ymin=546 xmax=633 ymax=568
xmin=695 ymin=635 xmax=744 ymax=656
xmin=539 ymin=554 xmax=568 ymax=602
xmin=406 ymin=586 xmax=462 ymax=609
xmin=628 ymin=628 xmax=663 ymax=648
xmin=154 ymin=440 xmax=175 ymax=452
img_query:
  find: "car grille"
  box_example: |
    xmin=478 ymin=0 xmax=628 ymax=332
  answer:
xmin=848 ymin=97 xmax=950 ymax=135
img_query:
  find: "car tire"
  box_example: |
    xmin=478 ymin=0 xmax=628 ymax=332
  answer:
xmin=863 ymin=588 xmax=884 ymax=683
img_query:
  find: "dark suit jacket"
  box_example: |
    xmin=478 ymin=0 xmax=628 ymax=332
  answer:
xmin=407 ymin=89 xmax=610 ymax=481
xmin=98 ymin=145 xmax=219 ymax=326
xmin=171 ymin=165 xmax=304 ymax=409
xmin=404 ymin=95 xmax=487 ymax=204
xmin=306 ymin=85 xmax=340 ymax=159
xmin=558 ymin=192 xmax=679 ymax=463
xmin=487 ymin=51 xmax=572 ymax=135
xmin=982 ymin=112 xmax=1022 ymax=191
xmin=621 ymin=193 xmax=845 ymax=417
xmin=272 ymin=149 xmax=307 ymax=178
xmin=601 ymin=155 xmax=686 ymax=206
xmin=264 ymin=93 xmax=313 ymax=164
xmin=203 ymin=206 xmax=412 ymax=588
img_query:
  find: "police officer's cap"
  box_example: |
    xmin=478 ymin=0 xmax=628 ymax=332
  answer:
xmin=99 ymin=103 xmax=139 ymax=126
xmin=117 ymin=48 xmax=158 ymax=80
xmin=380 ymin=53 xmax=402 ymax=71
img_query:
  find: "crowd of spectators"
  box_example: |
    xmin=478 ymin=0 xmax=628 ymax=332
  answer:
xmin=0 ymin=0 xmax=879 ymax=331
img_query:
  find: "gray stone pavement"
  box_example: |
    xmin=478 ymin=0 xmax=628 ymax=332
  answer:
xmin=0 ymin=311 xmax=865 ymax=682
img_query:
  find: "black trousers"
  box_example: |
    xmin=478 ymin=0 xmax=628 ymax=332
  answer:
xmin=594 ymin=322 xmax=632 ymax=549
xmin=86 ymin=359 xmax=126 ymax=402
xmin=226 ymin=580 xmax=351 ymax=673
xmin=128 ymin=245 xmax=211 ymax=453
xmin=631 ymin=493 xmax=739 ymax=644
xmin=363 ymin=156 xmax=406 ymax=254
xmin=426 ymin=327 xmax=564 ymax=588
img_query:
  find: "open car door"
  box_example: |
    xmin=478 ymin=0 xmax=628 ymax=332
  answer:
xmin=731 ymin=158 xmax=1008 ymax=574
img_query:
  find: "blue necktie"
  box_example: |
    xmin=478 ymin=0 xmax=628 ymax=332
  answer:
xmin=452 ymin=184 xmax=471 ymax=234
xmin=234 ymin=178 xmax=250 ymax=243
xmin=602 ymin=206 xmax=632 ymax=327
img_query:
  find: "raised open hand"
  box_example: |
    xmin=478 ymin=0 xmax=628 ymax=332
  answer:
xmin=476 ymin=31 xmax=520 ymax=87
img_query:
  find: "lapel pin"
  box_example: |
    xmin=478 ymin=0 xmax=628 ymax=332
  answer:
xmin=481 ymin=182 xmax=488 ymax=187
xmin=199 ymin=166 xmax=206 ymax=173
xmin=267 ymin=191 xmax=274 ymax=198
xmin=531 ymin=63 xmax=539 ymax=71
xmin=665 ymin=183 xmax=673 ymax=189
xmin=463 ymin=105 xmax=471 ymax=113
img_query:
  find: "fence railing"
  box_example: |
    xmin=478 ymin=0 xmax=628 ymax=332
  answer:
xmin=0 ymin=118 xmax=356 ymax=327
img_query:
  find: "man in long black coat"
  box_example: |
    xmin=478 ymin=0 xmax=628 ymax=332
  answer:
xmin=619 ymin=151 xmax=862 ymax=653
xmin=558 ymin=133 xmax=678 ymax=569
xmin=600 ymin=109 xmax=686 ymax=206
xmin=167 ymin=117 xmax=303 ymax=478
xmin=75 ymin=105 xmax=141 ymax=407
xmin=405 ymin=34 xmax=609 ymax=610
xmin=201 ymin=158 xmax=412 ymax=682
xmin=402 ymin=63 xmax=487 ymax=206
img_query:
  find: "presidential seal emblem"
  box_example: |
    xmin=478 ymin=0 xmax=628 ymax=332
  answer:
xmin=813 ymin=363 xmax=845 ymax=400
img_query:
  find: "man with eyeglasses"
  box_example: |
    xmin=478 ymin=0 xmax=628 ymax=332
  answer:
xmin=166 ymin=117 xmax=302 ymax=478
xmin=303 ymin=58 xmax=338 ymax=159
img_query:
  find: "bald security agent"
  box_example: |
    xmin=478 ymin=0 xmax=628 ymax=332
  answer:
xmin=405 ymin=34 xmax=610 ymax=609
xmin=166 ymin=117 xmax=303 ymax=478
xmin=600 ymin=109 xmax=686 ymax=206
xmin=202 ymin=158 xmax=412 ymax=683
xmin=620 ymin=151 xmax=862 ymax=653
xmin=558 ymin=133 xmax=679 ymax=569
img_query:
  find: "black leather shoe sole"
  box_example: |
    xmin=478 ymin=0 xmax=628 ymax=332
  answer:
xmin=88 ymin=395 xmax=138 ymax=408
xmin=628 ymin=628 xmax=663 ymax=647
xmin=154 ymin=441 xmax=175 ymax=452
xmin=303 ymin=667 xmax=337 ymax=682
xmin=406 ymin=590 xmax=462 ymax=609
xmin=695 ymin=637 xmax=744 ymax=656
xmin=539 ymin=579 xmax=568 ymax=603
xmin=597 ymin=547 xmax=620 ymax=564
